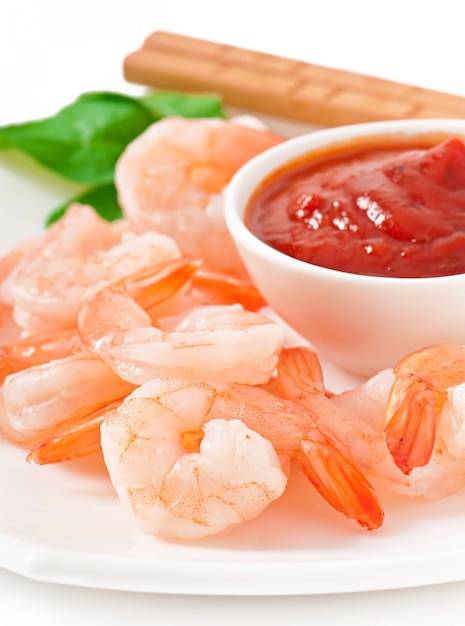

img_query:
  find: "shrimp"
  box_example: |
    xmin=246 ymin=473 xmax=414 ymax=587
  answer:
xmin=0 ymin=328 xmax=83 ymax=383
xmin=0 ymin=246 xmax=31 ymax=287
xmin=439 ymin=383 xmax=465 ymax=458
xmin=115 ymin=116 xmax=285 ymax=277
xmin=1 ymin=203 xmax=126 ymax=306
xmin=100 ymin=377 xmax=384 ymax=539
xmin=2 ymin=203 xmax=182 ymax=333
xmin=24 ymin=295 xmax=274 ymax=465
xmin=384 ymin=344 xmax=465 ymax=475
xmin=279 ymin=346 xmax=465 ymax=500
xmin=145 ymin=264 xmax=267 ymax=319
xmin=0 ymin=258 xmax=200 ymax=449
xmin=78 ymin=271 xmax=285 ymax=385
xmin=276 ymin=347 xmax=406 ymax=491
xmin=0 ymin=238 xmax=46 ymax=327
xmin=0 ymin=349 xmax=136 ymax=446
xmin=26 ymin=399 xmax=125 ymax=465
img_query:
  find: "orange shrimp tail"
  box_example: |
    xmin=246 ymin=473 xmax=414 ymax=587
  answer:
xmin=26 ymin=400 xmax=123 ymax=465
xmin=189 ymin=265 xmax=267 ymax=312
xmin=27 ymin=423 xmax=102 ymax=465
xmin=384 ymin=386 xmax=437 ymax=475
xmin=126 ymin=258 xmax=202 ymax=310
xmin=296 ymin=428 xmax=384 ymax=531
xmin=277 ymin=346 xmax=326 ymax=398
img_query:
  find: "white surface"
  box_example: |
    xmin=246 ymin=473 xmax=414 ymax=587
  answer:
xmin=4 ymin=431 xmax=465 ymax=596
xmin=2 ymin=1 xmax=465 ymax=624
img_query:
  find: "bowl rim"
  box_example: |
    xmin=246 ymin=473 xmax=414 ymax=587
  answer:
xmin=224 ymin=117 xmax=465 ymax=285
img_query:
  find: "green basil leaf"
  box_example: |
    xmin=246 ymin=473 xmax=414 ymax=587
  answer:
xmin=45 ymin=183 xmax=122 ymax=226
xmin=0 ymin=92 xmax=156 ymax=185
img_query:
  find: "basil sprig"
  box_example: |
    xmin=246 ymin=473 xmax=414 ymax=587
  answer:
xmin=0 ymin=90 xmax=226 ymax=224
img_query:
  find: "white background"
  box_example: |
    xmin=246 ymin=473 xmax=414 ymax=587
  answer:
xmin=1 ymin=1 xmax=465 ymax=624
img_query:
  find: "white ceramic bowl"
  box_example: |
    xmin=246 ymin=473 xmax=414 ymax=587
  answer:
xmin=225 ymin=118 xmax=465 ymax=377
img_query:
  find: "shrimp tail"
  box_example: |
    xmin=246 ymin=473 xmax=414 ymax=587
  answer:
xmin=126 ymin=258 xmax=202 ymax=310
xmin=79 ymin=258 xmax=201 ymax=352
xmin=189 ymin=265 xmax=267 ymax=312
xmin=297 ymin=426 xmax=384 ymax=531
xmin=26 ymin=400 xmax=123 ymax=465
xmin=277 ymin=346 xmax=326 ymax=398
xmin=276 ymin=346 xmax=384 ymax=529
xmin=384 ymin=384 xmax=438 ymax=475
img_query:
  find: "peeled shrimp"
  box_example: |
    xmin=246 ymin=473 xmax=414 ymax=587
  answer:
xmin=1 ymin=203 xmax=127 ymax=305
xmin=100 ymin=377 xmax=384 ymax=539
xmin=26 ymin=399 xmax=125 ymax=465
xmin=0 ymin=350 xmax=136 ymax=446
xmin=439 ymin=383 xmax=465 ymax=458
xmin=0 ymin=238 xmax=48 ymax=328
xmin=115 ymin=116 xmax=284 ymax=277
xmin=384 ymin=344 xmax=465 ymax=475
xmin=23 ymin=297 xmax=280 ymax=464
xmin=1 ymin=203 xmax=182 ymax=333
xmin=278 ymin=346 xmax=465 ymax=500
xmin=145 ymin=264 xmax=267 ymax=319
xmin=78 ymin=270 xmax=284 ymax=385
xmin=276 ymin=347 xmax=409 ymax=493
xmin=0 ymin=240 xmax=38 ymax=299
xmin=0 ymin=258 xmax=199 ymax=449
xmin=0 ymin=328 xmax=83 ymax=383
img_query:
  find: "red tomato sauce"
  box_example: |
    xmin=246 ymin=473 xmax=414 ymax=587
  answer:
xmin=246 ymin=137 xmax=465 ymax=278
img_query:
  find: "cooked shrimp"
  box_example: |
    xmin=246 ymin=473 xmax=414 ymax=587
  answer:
xmin=0 ymin=328 xmax=83 ymax=383
xmin=26 ymin=398 xmax=125 ymax=465
xmin=276 ymin=347 xmax=406 ymax=491
xmin=115 ymin=116 xmax=284 ymax=277
xmin=0 ymin=259 xmax=198 ymax=446
xmin=102 ymin=381 xmax=287 ymax=540
xmin=0 ymin=239 xmax=44 ymax=326
xmin=188 ymin=266 xmax=266 ymax=311
xmin=0 ymin=350 xmax=136 ymax=445
xmin=100 ymin=377 xmax=384 ymax=539
xmin=2 ymin=203 xmax=182 ymax=333
xmin=0 ymin=242 xmax=36 ymax=297
xmin=384 ymin=344 xmax=465 ymax=475
xmin=146 ymin=264 xmax=267 ymax=319
xmin=78 ymin=269 xmax=284 ymax=385
xmin=1 ymin=203 xmax=126 ymax=305
xmin=279 ymin=346 xmax=465 ymax=500
xmin=439 ymin=383 xmax=465 ymax=458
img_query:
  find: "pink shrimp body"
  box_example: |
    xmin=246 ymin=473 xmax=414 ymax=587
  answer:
xmin=115 ymin=116 xmax=285 ymax=277
xmin=100 ymin=377 xmax=384 ymax=539
xmin=0 ymin=350 xmax=136 ymax=445
xmin=78 ymin=269 xmax=285 ymax=385
xmin=1 ymin=203 xmax=182 ymax=333
xmin=101 ymin=378 xmax=287 ymax=539
xmin=0 ymin=328 xmax=83 ymax=383
xmin=0 ymin=258 xmax=199 ymax=453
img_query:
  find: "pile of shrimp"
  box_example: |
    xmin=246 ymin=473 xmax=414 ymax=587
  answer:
xmin=1 ymin=115 xmax=464 ymax=542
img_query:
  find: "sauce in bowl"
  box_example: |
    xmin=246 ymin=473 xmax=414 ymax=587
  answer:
xmin=246 ymin=136 xmax=465 ymax=278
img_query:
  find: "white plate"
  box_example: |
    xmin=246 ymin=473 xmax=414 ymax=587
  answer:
xmin=2 ymin=137 xmax=465 ymax=597
xmin=3 ymin=436 xmax=465 ymax=596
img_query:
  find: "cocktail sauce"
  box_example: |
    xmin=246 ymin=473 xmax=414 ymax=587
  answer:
xmin=246 ymin=136 xmax=465 ymax=277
